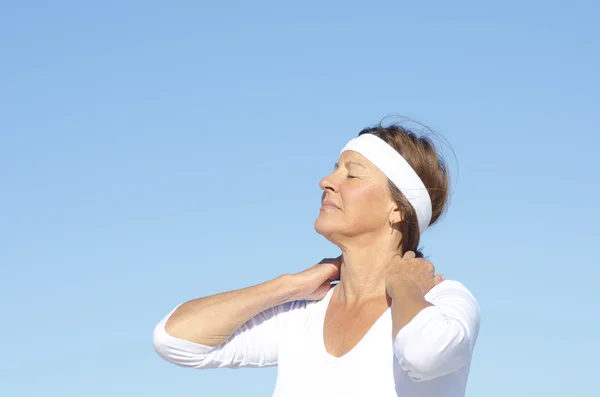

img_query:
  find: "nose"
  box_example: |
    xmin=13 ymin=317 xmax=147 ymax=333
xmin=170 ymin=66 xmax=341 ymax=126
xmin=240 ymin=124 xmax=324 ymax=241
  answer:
xmin=319 ymin=173 xmax=337 ymax=193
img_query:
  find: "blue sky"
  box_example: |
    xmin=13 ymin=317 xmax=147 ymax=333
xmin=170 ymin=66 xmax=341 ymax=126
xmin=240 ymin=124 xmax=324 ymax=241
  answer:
xmin=1 ymin=1 xmax=599 ymax=396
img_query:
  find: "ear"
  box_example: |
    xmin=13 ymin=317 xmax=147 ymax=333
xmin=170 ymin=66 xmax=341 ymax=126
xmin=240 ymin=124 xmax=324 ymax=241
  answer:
xmin=388 ymin=201 xmax=403 ymax=226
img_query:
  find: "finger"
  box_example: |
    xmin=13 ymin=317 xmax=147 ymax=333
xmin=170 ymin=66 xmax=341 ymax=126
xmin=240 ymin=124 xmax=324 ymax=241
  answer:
xmin=427 ymin=261 xmax=435 ymax=274
xmin=314 ymin=281 xmax=334 ymax=300
xmin=327 ymin=262 xmax=341 ymax=280
xmin=318 ymin=261 xmax=339 ymax=272
xmin=424 ymin=274 xmax=445 ymax=295
xmin=319 ymin=262 xmax=340 ymax=279
xmin=403 ymin=251 xmax=416 ymax=260
xmin=318 ymin=258 xmax=340 ymax=270
xmin=433 ymin=274 xmax=445 ymax=286
xmin=388 ymin=254 xmax=403 ymax=266
xmin=417 ymin=259 xmax=435 ymax=274
xmin=333 ymin=256 xmax=342 ymax=269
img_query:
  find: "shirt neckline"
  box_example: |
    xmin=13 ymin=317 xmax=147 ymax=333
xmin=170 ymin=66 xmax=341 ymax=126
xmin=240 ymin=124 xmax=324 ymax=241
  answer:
xmin=317 ymin=285 xmax=390 ymax=362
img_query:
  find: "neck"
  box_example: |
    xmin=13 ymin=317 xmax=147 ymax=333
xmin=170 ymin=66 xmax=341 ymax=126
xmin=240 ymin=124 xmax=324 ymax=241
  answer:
xmin=336 ymin=231 xmax=401 ymax=303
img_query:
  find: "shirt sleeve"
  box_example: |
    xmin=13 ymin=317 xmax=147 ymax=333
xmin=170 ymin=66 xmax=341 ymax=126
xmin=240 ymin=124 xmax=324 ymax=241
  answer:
xmin=152 ymin=300 xmax=305 ymax=369
xmin=392 ymin=280 xmax=481 ymax=382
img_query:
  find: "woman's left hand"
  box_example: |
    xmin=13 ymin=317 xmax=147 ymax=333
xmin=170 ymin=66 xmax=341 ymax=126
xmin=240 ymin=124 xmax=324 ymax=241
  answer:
xmin=384 ymin=251 xmax=445 ymax=298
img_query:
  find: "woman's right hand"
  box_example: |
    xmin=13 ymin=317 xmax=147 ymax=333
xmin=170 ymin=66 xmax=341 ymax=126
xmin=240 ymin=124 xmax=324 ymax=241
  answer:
xmin=287 ymin=257 xmax=341 ymax=301
xmin=160 ymin=257 xmax=341 ymax=347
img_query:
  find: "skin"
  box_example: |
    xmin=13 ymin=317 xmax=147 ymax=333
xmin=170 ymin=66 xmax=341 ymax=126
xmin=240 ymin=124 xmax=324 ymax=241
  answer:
xmin=165 ymin=150 xmax=444 ymax=354
xmin=315 ymin=151 xmax=444 ymax=355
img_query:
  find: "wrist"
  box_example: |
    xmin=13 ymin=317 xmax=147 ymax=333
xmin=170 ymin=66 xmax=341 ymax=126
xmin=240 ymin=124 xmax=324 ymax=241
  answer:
xmin=386 ymin=278 xmax=425 ymax=301
xmin=274 ymin=274 xmax=304 ymax=304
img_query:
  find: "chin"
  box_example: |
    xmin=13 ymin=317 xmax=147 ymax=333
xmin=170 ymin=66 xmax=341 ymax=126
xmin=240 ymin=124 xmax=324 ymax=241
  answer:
xmin=314 ymin=216 xmax=341 ymax=242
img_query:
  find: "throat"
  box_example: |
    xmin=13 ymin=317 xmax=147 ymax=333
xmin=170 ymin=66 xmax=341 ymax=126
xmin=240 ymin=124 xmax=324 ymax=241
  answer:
xmin=322 ymin=293 xmax=390 ymax=358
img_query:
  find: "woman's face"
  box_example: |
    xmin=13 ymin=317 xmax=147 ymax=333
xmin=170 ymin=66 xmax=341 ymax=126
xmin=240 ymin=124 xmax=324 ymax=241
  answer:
xmin=314 ymin=150 xmax=400 ymax=244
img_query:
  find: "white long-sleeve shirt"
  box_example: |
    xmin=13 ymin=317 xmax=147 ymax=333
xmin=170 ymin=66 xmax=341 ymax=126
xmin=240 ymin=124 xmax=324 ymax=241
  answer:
xmin=152 ymin=280 xmax=481 ymax=397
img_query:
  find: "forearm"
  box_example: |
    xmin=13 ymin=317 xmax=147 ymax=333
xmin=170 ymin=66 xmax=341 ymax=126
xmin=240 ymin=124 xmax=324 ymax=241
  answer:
xmin=165 ymin=274 xmax=299 ymax=346
xmin=388 ymin=280 xmax=433 ymax=337
xmin=391 ymin=281 xmax=481 ymax=381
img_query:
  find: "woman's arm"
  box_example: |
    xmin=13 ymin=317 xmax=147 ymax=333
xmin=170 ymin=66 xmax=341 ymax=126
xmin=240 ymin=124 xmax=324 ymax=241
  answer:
xmin=385 ymin=252 xmax=481 ymax=381
xmin=152 ymin=258 xmax=340 ymax=369
xmin=391 ymin=280 xmax=480 ymax=381
xmin=164 ymin=275 xmax=295 ymax=346
xmin=152 ymin=280 xmax=298 ymax=369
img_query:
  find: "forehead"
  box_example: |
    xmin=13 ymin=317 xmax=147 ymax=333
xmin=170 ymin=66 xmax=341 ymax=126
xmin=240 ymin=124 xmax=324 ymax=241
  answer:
xmin=338 ymin=150 xmax=375 ymax=168
xmin=337 ymin=151 xmax=387 ymax=179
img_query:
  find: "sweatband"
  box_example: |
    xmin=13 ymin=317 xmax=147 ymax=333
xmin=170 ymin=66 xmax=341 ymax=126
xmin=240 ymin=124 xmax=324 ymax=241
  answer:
xmin=341 ymin=134 xmax=432 ymax=235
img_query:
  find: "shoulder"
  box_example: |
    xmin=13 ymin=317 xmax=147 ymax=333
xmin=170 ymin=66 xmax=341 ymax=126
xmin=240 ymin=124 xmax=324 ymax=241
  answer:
xmin=425 ymin=280 xmax=481 ymax=315
xmin=275 ymin=294 xmax=329 ymax=328
xmin=426 ymin=279 xmax=477 ymax=298
xmin=275 ymin=297 xmax=319 ymax=318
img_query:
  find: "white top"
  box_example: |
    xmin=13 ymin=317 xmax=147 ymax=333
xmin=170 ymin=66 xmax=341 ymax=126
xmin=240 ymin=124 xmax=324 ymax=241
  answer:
xmin=153 ymin=280 xmax=481 ymax=397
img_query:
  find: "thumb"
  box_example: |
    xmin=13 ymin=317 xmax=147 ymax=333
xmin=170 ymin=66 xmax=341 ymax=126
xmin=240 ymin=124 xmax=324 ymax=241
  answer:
xmin=316 ymin=280 xmax=335 ymax=298
xmin=403 ymin=251 xmax=416 ymax=260
xmin=387 ymin=254 xmax=404 ymax=267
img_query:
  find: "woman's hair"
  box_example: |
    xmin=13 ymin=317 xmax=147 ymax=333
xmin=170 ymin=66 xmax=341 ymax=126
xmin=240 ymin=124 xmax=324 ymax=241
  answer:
xmin=358 ymin=123 xmax=450 ymax=258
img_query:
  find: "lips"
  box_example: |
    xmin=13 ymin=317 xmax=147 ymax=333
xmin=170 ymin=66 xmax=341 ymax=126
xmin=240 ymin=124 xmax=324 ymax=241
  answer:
xmin=321 ymin=199 xmax=340 ymax=210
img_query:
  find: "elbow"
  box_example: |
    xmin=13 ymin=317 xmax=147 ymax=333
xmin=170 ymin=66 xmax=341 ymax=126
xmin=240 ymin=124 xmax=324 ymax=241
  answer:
xmin=152 ymin=323 xmax=185 ymax=366
xmin=152 ymin=321 xmax=213 ymax=368
xmin=401 ymin=322 xmax=470 ymax=381
xmin=152 ymin=324 xmax=171 ymax=362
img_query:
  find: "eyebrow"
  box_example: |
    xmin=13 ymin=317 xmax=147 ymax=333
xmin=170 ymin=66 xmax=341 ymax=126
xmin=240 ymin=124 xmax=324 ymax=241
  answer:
xmin=333 ymin=161 xmax=367 ymax=170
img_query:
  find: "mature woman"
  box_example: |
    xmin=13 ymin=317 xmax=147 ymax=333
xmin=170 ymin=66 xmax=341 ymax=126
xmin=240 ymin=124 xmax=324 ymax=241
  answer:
xmin=152 ymin=124 xmax=481 ymax=397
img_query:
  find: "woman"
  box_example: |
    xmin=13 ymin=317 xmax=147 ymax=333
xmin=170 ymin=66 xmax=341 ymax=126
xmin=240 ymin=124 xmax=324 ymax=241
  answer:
xmin=152 ymin=124 xmax=481 ymax=397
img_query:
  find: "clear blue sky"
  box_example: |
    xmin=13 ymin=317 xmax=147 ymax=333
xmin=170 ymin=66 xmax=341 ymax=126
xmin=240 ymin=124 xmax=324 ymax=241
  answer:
xmin=1 ymin=1 xmax=599 ymax=396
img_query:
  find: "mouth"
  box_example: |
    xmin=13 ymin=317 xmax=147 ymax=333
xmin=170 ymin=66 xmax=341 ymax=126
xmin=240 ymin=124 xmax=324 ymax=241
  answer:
xmin=320 ymin=200 xmax=340 ymax=211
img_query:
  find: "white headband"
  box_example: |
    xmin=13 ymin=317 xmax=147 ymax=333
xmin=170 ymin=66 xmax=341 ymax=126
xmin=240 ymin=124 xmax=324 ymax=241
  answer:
xmin=341 ymin=134 xmax=432 ymax=235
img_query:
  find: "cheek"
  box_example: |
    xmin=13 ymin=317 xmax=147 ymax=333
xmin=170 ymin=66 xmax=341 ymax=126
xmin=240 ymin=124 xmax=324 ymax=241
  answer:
xmin=342 ymin=184 xmax=390 ymax=219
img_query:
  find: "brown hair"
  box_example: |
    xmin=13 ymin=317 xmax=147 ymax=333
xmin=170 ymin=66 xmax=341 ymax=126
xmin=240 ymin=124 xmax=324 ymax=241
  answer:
xmin=358 ymin=124 xmax=450 ymax=258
